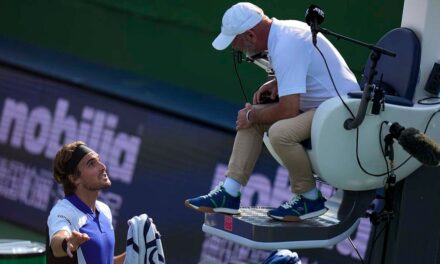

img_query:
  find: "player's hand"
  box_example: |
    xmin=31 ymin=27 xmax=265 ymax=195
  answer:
xmin=236 ymin=103 xmax=253 ymax=130
xmin=66 ymin=231 xmax=90 ymax=257
xmin=253 ymin=79 xmax=278 ymax=104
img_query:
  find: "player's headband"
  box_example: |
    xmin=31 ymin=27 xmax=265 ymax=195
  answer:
xmin=66 ymin=144 xmax=94 ymax=173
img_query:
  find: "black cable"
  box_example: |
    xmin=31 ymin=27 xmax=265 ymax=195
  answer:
xmin=366 ymin=224 xmax=378 ymax=264
xmin=372 ymin=225 xmax=385 ymax=251
xmin=237 ymin=41 xmax=439 ymax=177
xmin=379 ymin=121 xmax=390 ymax=178
xmin=387 ymin=108 xmax=440 ymax=171
xmin=425 ymin=108 xmax=440 ymax=133
xmin=315 ymin=43 xmax=387 ymax=176
xmin=348 ymin=237 xmax=366 ymax=264
xmin=354 ymin=127 xmax=388 ymax=177
xmin=353 ymin=120 xmax=411 ymax=177
xmin=314 ymin=44 xmax=355 ymax=118
xmin=373 ymin=223 xmax=388 ymax=264
xmin=364 ymin=110 xmax=440 ymax=263
xmin=232 ymin=50 xmax=249 ymax=103
xmin=363 ymin=109 xmax=440 ymax=264
xmin=417 ymin=96 xmax=440 ymax=105
xmin=364 ymin=123 xmax=391 ymax=263
xmin=373 ymin=225 xmax=387 ymax=248
xmin=355 ymin=109 xmax=440 ymax=177
xmin=315 ymin=42 xmax=440 ymax=177
xmin=232 ymin=50 xmax=266 ymax=135
xmin=315 ymin=42 xmax=389 ymax=177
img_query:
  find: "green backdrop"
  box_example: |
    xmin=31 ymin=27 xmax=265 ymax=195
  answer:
xmin=0 ymin=0 xmax=404 ymax=104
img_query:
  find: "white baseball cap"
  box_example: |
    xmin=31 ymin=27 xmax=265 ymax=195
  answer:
xmin=212 ymin=2 xmax=264 ymax=50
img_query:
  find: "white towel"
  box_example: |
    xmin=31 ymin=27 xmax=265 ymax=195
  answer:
xmin=124 ymin=214 xmax=165 ymax=264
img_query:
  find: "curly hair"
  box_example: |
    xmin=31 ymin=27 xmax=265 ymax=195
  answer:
xmin=53 ymin=141 xmax=85 ymax=196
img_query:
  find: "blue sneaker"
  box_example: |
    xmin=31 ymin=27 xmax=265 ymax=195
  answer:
xmin=267 ymin=192 xmax=327 ymax=222
xmin=185 ymin=182 xmax=240 ymax=215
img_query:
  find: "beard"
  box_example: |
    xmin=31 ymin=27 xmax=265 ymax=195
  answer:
xmin=82 ymin=173 xmax=112 ymax=191
xmin=83 ymin=182 xmax=111 ymax=191
xmin=241 ymin=40 xmax=258 ymax=57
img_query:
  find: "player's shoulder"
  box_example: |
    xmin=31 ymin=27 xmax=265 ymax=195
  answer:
xmin=270 ymin=19 xmax=311 ymax=54
xmin=47 ymin=198 xmax=82 ymax=228
xmin=49 ymin=198 xmax=77 ymax=215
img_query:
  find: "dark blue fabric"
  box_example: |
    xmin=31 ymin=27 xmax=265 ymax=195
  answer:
xmin=301 ymin=139 xmax=312 ymax=150
xmin=186 ymin=186 xmax=240 ymax=211
xmin=262 ymin=250 xmax=301 ymax=264
xmin=66 ymin=195 xmax=115 ymax=264
xmin=267 ymin=193 xmax=326 ymax=219
xmin=350 ymin=27 xmax=421 ymax=107
xmin=126 ymin=238 xmax=139 ymax=253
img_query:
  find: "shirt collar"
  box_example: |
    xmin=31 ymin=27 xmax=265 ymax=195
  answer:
xmin=65 ymin=194 xmax=95 ymax=215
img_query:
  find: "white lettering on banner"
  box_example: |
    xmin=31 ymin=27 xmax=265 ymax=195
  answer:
xmin=201 ymin=163 xmax=372 ymax=263
xmin=0 ymin=156 xmax=53 ymax=211
xmin=0 ymin=97 xmax=141 ymax=184
xmin=25 ymin=107 xmax=52 ymax=155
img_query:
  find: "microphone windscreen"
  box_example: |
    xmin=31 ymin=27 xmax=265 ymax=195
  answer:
xmin=305 ymin=5 xmax=325 ymax=26
xmin=398 ymin=127 xmax=440 ymax=166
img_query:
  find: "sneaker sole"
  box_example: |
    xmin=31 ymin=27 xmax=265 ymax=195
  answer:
xmin=184 ymin=200 xmax=240 ymax=215
xmin=268 ymin=208 xmax=328 ymax=222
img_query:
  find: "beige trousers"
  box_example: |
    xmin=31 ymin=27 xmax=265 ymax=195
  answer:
xmin=225 ymin=105 xmax=316 ymax=194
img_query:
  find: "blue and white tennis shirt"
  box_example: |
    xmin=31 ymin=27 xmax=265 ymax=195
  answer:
xmin=47 ymin=195 xmax=115 ymax=263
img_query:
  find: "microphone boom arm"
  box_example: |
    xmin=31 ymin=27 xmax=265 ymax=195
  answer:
xmin=319 ymin=27 xmax=396 ymax=57
xmin=316 ymin=27 xmax=396 ymax=130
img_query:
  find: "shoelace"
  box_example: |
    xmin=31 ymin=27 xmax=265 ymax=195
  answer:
xmin=281 ymin=195 xmax=302 ymax=209
xmin=202 ymin=182 xmax=223 ymax=198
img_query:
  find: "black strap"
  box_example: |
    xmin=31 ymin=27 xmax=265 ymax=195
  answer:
xmin=66 ymin=144 xmax=94 ymax=173
xmin=126 ymin=237 xmax=139 ymax=253
xmin=46 ymin=226 xmax=77 ymax=264
xmin=61 ymin=238 xmax=68 ymax=253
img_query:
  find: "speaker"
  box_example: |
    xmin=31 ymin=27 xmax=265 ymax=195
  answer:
xmin=424 ymin=62 xmax=440 ymax=95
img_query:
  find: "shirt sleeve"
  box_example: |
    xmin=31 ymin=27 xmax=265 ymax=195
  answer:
xmin=47 ymin=203 xmax=73 ymax=244
xmin=271 ymin=34 xmax=313 ymax=97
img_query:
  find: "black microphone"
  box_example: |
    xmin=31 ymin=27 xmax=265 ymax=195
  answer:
xmin=305 ymin=4 xmax=325 ymax=45
xmin=389 ymin=122 xmax=440 ymax=166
